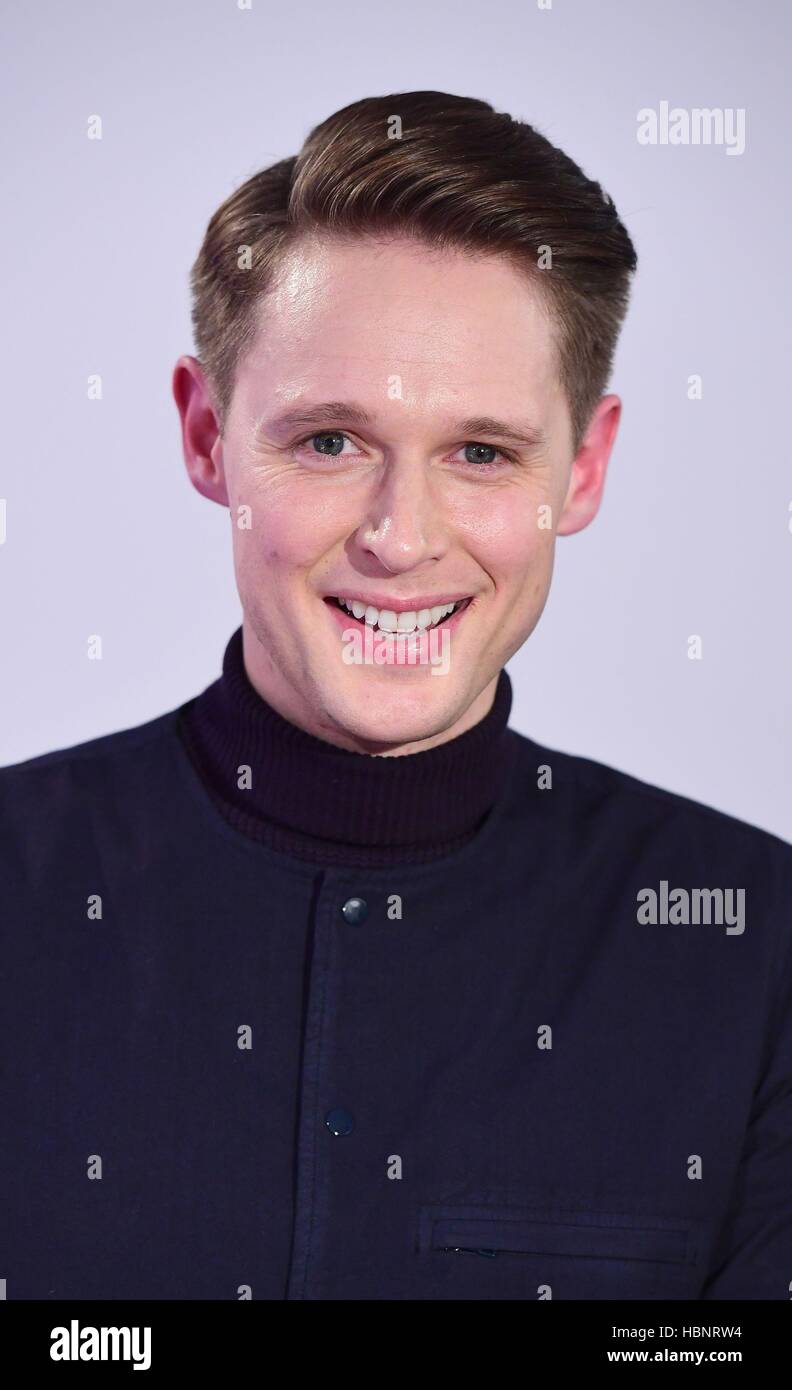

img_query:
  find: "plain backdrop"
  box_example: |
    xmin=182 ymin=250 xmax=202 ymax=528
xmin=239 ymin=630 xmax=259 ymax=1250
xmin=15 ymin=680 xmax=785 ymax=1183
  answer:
xmin=1 ymin=0 xmax=789 ymax=841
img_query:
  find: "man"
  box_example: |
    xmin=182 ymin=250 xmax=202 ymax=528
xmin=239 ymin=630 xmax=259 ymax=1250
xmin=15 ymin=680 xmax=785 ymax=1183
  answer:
xmin=2 ymin=90 xmax=790 ymax=1301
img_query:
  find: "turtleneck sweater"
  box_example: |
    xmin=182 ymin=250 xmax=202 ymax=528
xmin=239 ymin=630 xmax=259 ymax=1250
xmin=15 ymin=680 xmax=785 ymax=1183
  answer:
xmin=176 ymin=626 xmax=514 ymax=867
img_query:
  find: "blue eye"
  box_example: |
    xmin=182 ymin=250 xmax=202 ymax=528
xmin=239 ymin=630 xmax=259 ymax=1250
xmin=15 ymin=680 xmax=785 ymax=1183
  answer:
xmin=294 ymin=432 xmax=512 ymax=469
xmin=305 ymin=431 xmax=348 ymax=457
xmin=462 ymin=443 xmax=499 ymax=467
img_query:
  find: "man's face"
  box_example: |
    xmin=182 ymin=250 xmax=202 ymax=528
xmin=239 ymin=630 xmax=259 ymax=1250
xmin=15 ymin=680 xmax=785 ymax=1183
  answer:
xmin=179 ymin=233 xmax=618 ymax=752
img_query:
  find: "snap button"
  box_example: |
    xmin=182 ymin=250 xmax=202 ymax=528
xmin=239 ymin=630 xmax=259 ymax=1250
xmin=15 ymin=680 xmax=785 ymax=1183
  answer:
xmin=341 ymin=896 xmax=368 ymax=924
xmin=325 ymin=1107 xmax=355 ymax=1136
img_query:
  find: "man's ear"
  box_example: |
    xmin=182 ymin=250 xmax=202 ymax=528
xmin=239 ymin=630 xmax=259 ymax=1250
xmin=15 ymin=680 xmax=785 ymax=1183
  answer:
xmin=556 ymin=394 xmax=622 ymax=537
xmin=172 ymin=356 xmax=229 ymax=507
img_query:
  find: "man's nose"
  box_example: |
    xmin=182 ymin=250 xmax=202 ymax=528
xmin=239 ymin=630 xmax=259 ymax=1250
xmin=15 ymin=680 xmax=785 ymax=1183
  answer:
xmin=353 ymin=455 xmax=448 ymax=574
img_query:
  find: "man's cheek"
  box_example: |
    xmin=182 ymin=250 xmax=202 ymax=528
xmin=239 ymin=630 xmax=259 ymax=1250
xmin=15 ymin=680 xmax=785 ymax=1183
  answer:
xmin=490 ymin=520 xmax=553 ymax=579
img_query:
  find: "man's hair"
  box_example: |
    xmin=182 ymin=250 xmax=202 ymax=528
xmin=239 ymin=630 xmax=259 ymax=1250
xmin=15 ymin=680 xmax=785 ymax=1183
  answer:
xmin=190 ymin=90 xmax=638 ymax=453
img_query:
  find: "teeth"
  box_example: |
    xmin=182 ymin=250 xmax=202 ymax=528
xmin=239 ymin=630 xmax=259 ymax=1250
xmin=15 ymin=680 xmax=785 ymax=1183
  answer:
xmin=336 ymin=598 xmax=462 ymax=632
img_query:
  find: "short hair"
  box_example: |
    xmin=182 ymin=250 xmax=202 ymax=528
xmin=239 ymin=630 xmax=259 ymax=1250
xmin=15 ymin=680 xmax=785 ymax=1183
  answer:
xmin=190 ymin=90 xmax=638 ymax=453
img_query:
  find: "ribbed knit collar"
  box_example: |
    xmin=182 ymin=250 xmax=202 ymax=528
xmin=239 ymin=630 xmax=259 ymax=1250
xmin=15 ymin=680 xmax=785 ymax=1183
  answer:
xmin=176 ymin=626 xmax=514 ymax=868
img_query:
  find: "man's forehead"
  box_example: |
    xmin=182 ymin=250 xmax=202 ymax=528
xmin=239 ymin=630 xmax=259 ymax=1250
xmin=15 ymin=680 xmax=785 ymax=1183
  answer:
xmin=256 ymin=233 xmax=556 ymax=343
xmin=236 ymin=237 xmax=561 ymax=435
xmin=240 ymin=306 xmax=558 ymax=416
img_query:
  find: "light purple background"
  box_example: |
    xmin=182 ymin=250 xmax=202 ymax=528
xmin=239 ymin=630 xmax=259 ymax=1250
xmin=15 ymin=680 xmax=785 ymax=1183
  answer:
xmin=1 ymin=0 xmax=790 ymax=840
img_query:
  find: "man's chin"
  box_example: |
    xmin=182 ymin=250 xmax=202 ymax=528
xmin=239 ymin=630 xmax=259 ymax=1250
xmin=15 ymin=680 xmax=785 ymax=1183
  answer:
xmin=317 ymin=670 xmax=469 ymax=755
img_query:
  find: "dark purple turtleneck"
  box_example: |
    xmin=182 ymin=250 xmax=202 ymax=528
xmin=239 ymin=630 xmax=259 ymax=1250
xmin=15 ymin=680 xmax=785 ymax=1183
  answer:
xmin=176 ymin=626 xmax=514 ymax=867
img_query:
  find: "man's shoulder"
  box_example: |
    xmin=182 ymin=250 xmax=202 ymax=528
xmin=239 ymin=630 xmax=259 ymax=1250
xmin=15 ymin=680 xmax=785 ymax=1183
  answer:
xmin=0 ymin=707 xmax=186 ymax=833
xmin=507 ymin=725 xmax=792 ymax=864
xmin=0 ymin=708 xmax=181 ymax=779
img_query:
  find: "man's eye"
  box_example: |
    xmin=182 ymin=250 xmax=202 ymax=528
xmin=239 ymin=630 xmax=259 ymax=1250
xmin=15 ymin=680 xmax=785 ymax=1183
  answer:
xmin=298 ymin=431 xmax=353 ymax=457
xmin=294 ymin=433 xmax=511 ymax=467
xmin=458 ymin=442 xmax=505 ymax=468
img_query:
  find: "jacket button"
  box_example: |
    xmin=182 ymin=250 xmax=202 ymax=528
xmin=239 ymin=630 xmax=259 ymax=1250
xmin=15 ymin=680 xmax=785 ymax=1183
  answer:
xmin=325 ymin=1107 xmax=355 ymax=1136
xmin=341 ymin=896 xmax=368 ymax=924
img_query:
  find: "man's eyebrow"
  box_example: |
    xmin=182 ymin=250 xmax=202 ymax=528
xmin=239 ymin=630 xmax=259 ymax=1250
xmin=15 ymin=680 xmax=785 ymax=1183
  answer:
xmin=454 ymin=415 xmax=548 ymax=450
xmin=263 ymin=403 xmax=373 ymax=435
xmin=262 ymin=403 xmax=548 ymax=450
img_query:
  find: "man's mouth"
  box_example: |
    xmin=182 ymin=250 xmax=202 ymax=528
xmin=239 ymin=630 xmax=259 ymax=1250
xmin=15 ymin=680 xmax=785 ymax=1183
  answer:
xmin=324 ymin=595 xmax=472 ymax=635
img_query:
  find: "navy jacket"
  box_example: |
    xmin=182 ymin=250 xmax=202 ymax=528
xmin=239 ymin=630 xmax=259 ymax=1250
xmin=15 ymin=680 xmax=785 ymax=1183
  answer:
xmin=2 ymin=700 xmax=791 ymax=1300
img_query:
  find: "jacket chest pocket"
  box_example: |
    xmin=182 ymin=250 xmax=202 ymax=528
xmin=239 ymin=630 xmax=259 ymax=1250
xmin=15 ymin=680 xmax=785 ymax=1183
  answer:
xmin=417 ymin=1204 xmax=704 ymax=1300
